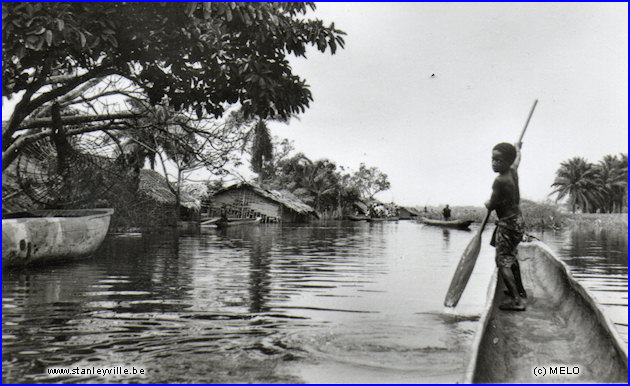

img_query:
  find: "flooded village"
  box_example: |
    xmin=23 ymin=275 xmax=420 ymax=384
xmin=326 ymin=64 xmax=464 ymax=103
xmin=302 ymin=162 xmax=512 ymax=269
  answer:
xmin=2 ymin=2 xmax=628 ymax=384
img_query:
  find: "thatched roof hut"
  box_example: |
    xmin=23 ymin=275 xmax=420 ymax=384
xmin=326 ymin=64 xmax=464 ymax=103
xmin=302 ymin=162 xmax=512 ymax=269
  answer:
xmin=353 ymin=200 xmax=369 ymax=215
xmin=399 ymin=206 xmax=421 ymax=220
xmin=208 ymin=181 xmax=317 ymax=223
xmin=138 ymin=169 xmax=199 ymax=210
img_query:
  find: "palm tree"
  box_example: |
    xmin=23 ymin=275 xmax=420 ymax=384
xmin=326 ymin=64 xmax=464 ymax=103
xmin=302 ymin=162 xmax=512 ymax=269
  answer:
xmin=550 ymin=157 xmax=602 ymax=213
xmin=232 ymin=109 xmax=297 ymax=185
xmin=304 ymin=159 xmax=340 ymax=213
xmin=618 ymin=153 xmax=628 ymax=212
xmin=593 ymin=154 xmax=627 ymax=213
xmin=274 ymin=154 xmax=340 ymax=213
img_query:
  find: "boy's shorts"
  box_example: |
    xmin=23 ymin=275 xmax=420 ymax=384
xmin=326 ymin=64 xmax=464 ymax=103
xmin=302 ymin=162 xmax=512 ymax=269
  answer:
xmin=490 ymin=213 xmax=524 ymax=268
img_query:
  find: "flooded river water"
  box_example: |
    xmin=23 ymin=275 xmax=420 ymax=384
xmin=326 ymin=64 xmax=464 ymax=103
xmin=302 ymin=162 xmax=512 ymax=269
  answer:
xmin=2 ymin=220 xmax=627 ymax=383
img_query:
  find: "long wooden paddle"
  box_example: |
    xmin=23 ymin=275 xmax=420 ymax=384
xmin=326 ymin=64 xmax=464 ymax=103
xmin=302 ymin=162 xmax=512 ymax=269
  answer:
xmin=443 ymin=100 xmax=538 ymax=307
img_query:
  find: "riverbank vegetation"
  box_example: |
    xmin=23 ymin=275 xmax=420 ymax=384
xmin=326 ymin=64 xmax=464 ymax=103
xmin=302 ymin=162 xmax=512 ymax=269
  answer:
xmin=426 ymin=201 xmax=562 ymax=230
xmin=206 ymin=136 xmax=392 ymax=219
xmin=2 ymin=3 xmax=346 ymax=227
xmin=2 ymin=4 xmax=626 ymax=236
xmin=429 ymin=199 xmax=627 ymax=232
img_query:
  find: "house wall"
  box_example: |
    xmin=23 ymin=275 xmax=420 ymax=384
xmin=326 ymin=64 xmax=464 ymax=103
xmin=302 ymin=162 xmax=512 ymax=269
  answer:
xmin=210 ymin=188 xmax=281 ymax=222
xmin=208 ymin=187 xmax=314 ymax=223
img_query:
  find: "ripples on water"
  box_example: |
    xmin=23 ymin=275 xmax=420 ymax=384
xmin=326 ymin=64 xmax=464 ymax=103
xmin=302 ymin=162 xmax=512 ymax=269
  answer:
xmin=2 ymin=221 xmax=627 ymax=383
xmin=539 ymin=226 xmax=628 ymax=345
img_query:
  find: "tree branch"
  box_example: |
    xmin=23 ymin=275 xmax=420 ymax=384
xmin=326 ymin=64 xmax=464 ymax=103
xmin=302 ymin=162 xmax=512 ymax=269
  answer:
xmin=2 ymin=123 xmax=131 ymax=171
xmin=3 ymin=68 xmax=116 ymax=147
xmin=16 ymin=112 xmax=139 ymax=130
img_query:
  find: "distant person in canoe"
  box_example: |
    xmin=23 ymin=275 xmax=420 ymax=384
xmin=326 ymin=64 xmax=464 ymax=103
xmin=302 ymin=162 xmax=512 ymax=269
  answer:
xmin=442 ymin=205 xmax=451 ymax=220
xmin=485 ymin=142 xmax=527 ymax=311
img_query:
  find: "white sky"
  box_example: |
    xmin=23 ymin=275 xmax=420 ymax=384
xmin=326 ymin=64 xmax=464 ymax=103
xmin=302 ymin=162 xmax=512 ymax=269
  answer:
xmin=3 ymin=3 xmax=627 ymax=208
xmin=267 ymin=2 xmax=628 ymax=206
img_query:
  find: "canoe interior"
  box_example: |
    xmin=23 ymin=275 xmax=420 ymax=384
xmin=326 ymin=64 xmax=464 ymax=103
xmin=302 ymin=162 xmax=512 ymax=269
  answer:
xmin=470 ymin=241 xmax=627 ymax=383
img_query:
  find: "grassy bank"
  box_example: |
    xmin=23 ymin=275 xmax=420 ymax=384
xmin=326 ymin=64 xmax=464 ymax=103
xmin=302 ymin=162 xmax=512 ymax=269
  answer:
xmin=433 ymin=200 xmax=601 ymax=231
xmin=564 ymin=213 xmax=627 ymax=231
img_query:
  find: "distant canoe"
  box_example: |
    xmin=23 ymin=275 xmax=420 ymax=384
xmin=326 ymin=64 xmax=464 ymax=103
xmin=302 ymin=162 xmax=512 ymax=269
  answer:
xmin=2 ymin=208 xmax=114 ymax=268
xmin=466 ymin=241 xmax=628 ymax=383
xmin=420 ymin=217 xmax=473 ymax=230
xmin=347 ymin=214 xmax=370 ymax=221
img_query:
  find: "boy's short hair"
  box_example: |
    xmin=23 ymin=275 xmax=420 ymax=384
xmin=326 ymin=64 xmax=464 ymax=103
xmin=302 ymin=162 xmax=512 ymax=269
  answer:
xmin=493 ymin=142 xmax=517 ymax=164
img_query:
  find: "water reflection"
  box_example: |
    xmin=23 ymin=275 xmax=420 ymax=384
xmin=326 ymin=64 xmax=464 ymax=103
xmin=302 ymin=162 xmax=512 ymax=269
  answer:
xmin=3 ymin=221 xmax=626 ymax=383
xmin=442 ymin=229 xmax=451 ymax=247
xmin=538 ymin=226 xmax=628 ymax=345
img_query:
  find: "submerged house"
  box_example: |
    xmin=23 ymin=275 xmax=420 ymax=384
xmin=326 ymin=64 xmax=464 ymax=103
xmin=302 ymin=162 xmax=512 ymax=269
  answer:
xmin=398 ymin=206 xmax=421 ymax=220
xmin=104 ymin=169 xmax=202 ymax=231
xmin=352 ymin=200 xmax=370 ymax=216
xmin=206 ymin=182 xmax=317 ymax=223
xmin=136 ymin=169 xmax=200 ymax=219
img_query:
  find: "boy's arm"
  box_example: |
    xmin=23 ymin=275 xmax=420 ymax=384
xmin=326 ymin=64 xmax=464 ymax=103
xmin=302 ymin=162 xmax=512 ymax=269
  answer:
xmin=511 ymin=142 xmax=522 ymax=170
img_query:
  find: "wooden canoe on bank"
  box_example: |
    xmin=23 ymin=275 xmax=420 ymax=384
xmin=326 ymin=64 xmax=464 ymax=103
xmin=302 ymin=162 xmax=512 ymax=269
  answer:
xmin=465 ymin=241 xmax=627 ymax=383
xmin=2 ymin=208 xmax=114 ymax=268
xmin=200 ymin=217 xmax=261 ymax=228
xmin=421 ymin=217 xmax=473 ymax=230
xmin=348 ymin=215 xmax=399 ymax=222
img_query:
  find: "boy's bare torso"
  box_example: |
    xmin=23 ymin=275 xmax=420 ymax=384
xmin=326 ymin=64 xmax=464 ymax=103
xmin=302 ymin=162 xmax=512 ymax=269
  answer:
xmin=490 ymin=169 xmax=520 ymax=219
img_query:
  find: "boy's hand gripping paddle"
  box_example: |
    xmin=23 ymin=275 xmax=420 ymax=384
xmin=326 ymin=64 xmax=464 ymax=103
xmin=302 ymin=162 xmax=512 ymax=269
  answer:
xmin=444 ymin=100 xmax=538 ymax=307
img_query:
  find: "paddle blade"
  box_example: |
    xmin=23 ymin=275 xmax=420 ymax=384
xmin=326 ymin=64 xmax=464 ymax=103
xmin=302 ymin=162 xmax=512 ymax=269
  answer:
xmin=444 ymin=233 xmax=483 ymax=307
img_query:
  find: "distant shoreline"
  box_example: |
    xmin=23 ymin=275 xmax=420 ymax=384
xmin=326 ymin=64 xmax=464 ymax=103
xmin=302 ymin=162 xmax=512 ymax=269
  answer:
xmin=565 ymin=213 xmax=628 ymax=230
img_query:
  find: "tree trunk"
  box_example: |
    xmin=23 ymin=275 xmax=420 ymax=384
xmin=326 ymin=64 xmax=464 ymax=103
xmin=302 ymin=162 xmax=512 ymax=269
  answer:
xmin=174 ymin=170 xmax=182 ymax=227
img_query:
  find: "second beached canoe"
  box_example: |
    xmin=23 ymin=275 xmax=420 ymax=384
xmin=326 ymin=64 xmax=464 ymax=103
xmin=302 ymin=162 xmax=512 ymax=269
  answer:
xmin=347 ymin=214 xmax=370 ymax=221
xmin=2 ymin=208 xmax=114 ymax=268
xmin=421 ymin=217 xmax=473 ymax=230
xmin=465 ymin=241 xmax=627 ymax=383
xmin=201 ymin=217 xmax=261 ymax=228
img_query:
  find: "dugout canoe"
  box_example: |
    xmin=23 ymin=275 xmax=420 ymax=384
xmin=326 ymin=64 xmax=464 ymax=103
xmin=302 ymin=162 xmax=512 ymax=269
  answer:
xmin=347 ymin=214 xmax=370 ymax=221
xmin=201 ymin=217 xmax=261 ymax=228
xmin=421 ymin=217 xmax=473 ymax=230
xmin=2 ymin=208 xmax=114 ymax=268
xmin=465 ymin=241 xmax=627 ymax=383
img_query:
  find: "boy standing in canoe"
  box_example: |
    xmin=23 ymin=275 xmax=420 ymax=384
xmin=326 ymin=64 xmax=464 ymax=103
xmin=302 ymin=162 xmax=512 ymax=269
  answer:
xmin=485 ymin=142 xmax=527 ymax=311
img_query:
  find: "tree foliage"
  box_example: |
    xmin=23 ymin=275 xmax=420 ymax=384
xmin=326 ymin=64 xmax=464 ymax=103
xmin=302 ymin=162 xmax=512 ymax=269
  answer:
xmin=349 ymin=163 xmax=392 ymax=199
xmin=550 ymin=154 xmax=627 ymax=213
xmin=249 ymin=120 xmax=273 ymax=181
xmin=251 ymin=147 xmax=387 ymax=215
xmin=2 ymin=2 xmax=346 ymax=169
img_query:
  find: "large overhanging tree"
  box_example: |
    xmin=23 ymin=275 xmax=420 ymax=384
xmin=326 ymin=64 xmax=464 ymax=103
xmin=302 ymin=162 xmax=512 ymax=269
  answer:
xmin=2 ymin=2 xmax=346 ymax=170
